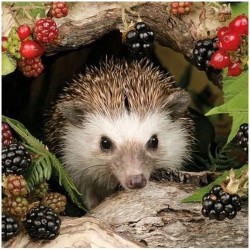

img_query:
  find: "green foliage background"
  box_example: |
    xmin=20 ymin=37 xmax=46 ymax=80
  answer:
xmin=206 ymin=71 xmax=248 ymax=144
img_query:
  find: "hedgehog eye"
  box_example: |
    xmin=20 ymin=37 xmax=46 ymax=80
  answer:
xmin=100 ymin=136 xmax=112 ymax=152
xmin=147 ymin=135 xmax=158 ymax=150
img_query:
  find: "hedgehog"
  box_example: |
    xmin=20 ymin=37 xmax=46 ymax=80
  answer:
xmin=44 ymin=58 xmax=194 ymax=210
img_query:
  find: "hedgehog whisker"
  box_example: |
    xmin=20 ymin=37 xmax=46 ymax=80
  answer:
xmin=92 ymin=172 xmax=111 ymax=186
xmin=79 ymin=164 xmax=107 ymax=180
xmin=107 ymin=172 xmax=112 ymax=190
xmin=155 ymin=158 xmax=189 ymax=164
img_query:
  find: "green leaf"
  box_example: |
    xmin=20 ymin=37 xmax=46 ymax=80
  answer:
xmin=182 ymin=165 xmax=248 ymax=203
xmin=2 ymin=115 xmax=86 ymax=211
xmin=206 ymin=71 xmax=248 ymax=144
xmin=223 ymin=73 xmax=248 ymax=104
xmin=231 ymin=2 xmax=248 ymax=17
xmin=2 ymin=53 xmax=17 ymax=75
xmin=6 ymin=2 xmax=47 ymax=19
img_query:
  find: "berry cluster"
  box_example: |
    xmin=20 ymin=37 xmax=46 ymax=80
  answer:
xmin=34 ymin=18 xmax=59 ymax=44
xmin=124 ymin=22 xmax=155 ymax=59
xmin=1 ymin=122 xmax=66 ymax=242
xmin=42 ymin=192 xmax=67 ymax=214
xmin=25 ymin=205 xmax=61 ymax=240
xmin=2 ymin=143 xmax=31 ymax=175
xmin=193 ymin=37 xmax=220 ymax=74
xmin=2 ymin=213 xmax=20 ymax=242
xmin=2 ymin=2 xmax=69 ymax=78
xmin=236 ymin=123 xmax=248 ymax=155
xmin=201 ymin=185 xmax=242 ymax=221
xmin=49 ymin=2 xmax=69 ymax=18
xmin=210 ymin=15 xmax=248 ymax=77
xmin=18 ymin=57 xmax=44 ymax=78
xmin=169 ymin=2 xmax=193 ymax=15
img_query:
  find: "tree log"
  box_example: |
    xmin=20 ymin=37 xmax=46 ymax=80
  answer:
xmin=3 ymin=216 xmax=141 ymax=248
xmin=91 ymin=181 xmax=248 ymax=248
xmin=2 ymin=2 xmax=228 ymax=60
xmin=4 ymin=181 xmax=248 ymax=248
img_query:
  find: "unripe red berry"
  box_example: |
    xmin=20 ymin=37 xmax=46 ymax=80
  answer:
xmin=2 ymin=36 xmax=8 ymax=52
xmin=51 ymin=2 xmax=69 ymax=18
xmin=171 ymin=2 xmax=179 ymax=8
xmin=170 ymin=2 xmax=192 ymax=15
xmin=229 ymin=14 xmax=248 ymax=36
xmin=34 ymin=18 xmax=59 ymax=44
xmin=20 ymin=40 xmax=44 ymax=59
xmin=171 ymin=8 xmax=178 ymax=15
xmin=178 ymin=7 xmax=185 ymax=14
xmin=210 ymin=49 xmax=231 ymax=69
xmin=184 ymin=2 xmax=192 ymax=7
xmin=220 ymin=30 xmax=241 ymax=51
xmin=19 ymin=57 xmax=44 ymax=77
xmin=228 ymin=61 xmax=242 ymax=76
xmin=17 ymin=24 xmax=31 ymax=41
xmin=217 ymin=26 xmax=229 ymax=39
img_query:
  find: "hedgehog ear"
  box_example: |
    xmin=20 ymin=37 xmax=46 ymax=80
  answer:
xmin=58 ymin=102 xmax=85 ymax=126
xmin=165 ymin=90 xmax=190 ymax=120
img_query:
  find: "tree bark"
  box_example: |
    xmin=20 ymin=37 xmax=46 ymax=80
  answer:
xmin=3 ymin=216 xmax=141 ymax=248
xmin=90 ymin=181 xmax=248 ymax=248
xmin=4 ymin=180 xmax=248 ymax=248
xmin=2 ymin=2 xmax=230 ymax=87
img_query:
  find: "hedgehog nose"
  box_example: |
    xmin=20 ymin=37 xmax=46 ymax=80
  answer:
xmin=126 ymin=174 xmax=147 ymax=189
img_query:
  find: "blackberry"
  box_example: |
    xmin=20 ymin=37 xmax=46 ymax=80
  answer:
xmin=125 ymin=22 xmax=155 ymax=58
xmin=193 ymin=37 xmax=221 ymax=73
xmin=25 ymin=205 xmax=61 ymax=240
xmin=2 ymin=122 xmax=14 ymax=146
xmin=2 ymin=213 xmax=20 ymax=242
xmin=210 ymin=185 xmax=223 ymax=196
xmin=220 ymin=193 xmax=231 ymax=205
xmin=201 ymin=185 xmax=242 ymax=221
xmin=236 ymin=123 xmax=248 ymax=154
xmin=2 ymin=142 xmax=31 ymax=175
xmin=231 ymin=194 xmax=242 ymax=211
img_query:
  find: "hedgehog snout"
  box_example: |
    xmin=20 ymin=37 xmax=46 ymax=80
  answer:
xmin=125 ymin=174 xmax=147 ymax=189
xmin=108 ymin=147 xmax=153 ymax=191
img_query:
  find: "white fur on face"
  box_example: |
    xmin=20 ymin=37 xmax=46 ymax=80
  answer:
xmin=61 ymin=111 xmax=190 ymax=179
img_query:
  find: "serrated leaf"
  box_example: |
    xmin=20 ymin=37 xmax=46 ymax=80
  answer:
xmin=182 ymin=165 xmax=248 ymax=203
xmin=2 ymin=53 xmax=17 ymax=75
xmin=206 ymin=71 xmax=248 ymax=144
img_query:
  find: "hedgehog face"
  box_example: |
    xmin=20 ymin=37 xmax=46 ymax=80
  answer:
xmin=61 ymin=111 xmax=190 ymax=191
xmin=45 ymin=59 xmax=194 ymax=209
